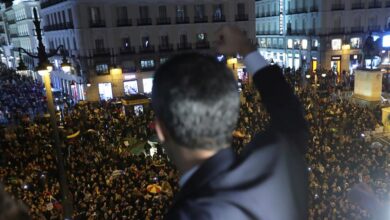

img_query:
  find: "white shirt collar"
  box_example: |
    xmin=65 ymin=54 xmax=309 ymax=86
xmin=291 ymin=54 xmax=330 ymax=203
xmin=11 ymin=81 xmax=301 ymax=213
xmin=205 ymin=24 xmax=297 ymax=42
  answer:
xmin=179 ymin=165 xmax=199 ymax=187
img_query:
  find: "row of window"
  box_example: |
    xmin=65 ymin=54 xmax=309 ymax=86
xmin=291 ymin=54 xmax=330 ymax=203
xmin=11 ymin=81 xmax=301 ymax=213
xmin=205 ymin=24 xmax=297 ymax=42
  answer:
xmin=90 ymin=3 xmax=246 ymax=23
xmin=258 ymin=36 xmax=363 ymax=51
xmin=258 ymin=37 xmax=320 ymax=50
xmin=47 ymin=36 xmax=77 ymax=51
xmin=95 ymin=57 xmax=162 ymax=74
xmin=94 ymin=33 xmax=209 ymax=50
xmin=45 ymin=8 xmax=73 ymax=26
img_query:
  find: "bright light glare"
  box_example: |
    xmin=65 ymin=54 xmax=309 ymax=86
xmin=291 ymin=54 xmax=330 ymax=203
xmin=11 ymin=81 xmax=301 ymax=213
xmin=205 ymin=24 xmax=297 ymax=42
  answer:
xmin=383 ymin=35 xmax=390 ymax=47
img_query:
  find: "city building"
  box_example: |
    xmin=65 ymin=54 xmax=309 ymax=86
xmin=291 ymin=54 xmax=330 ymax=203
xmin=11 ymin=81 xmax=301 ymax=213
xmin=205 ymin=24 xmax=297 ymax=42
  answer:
xmin=0 ymin=0 xmax=83 ymax=101
xmin=3 ymin=0 xmax=40 ymax=70
xmin=256 ymin=0 xmax=390 ymax=75
xmin=39 ymin=0 xmax=255 ymax=101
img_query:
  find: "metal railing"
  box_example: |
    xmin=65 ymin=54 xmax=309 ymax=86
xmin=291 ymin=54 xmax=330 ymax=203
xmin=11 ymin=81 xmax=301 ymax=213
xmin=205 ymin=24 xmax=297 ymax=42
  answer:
xmin=212 ymin=15 xmax=226 ymax=22
xmin=137 ymin=18 xmax=152 ymax=26
xmin=156 ymin=17 xmax=171 ymax=25
xmin=119 ymin=47 xmax=135 ymax=54
xmin=195 ymin=41 xmax=210 ymax=49
xmin=176 ymin=16 xmax=190 ymax=24
xmin=351 ymin=2 xmax=365 ymax=9
xmin=41 ymin=0 xmax=67 ymax=9
xmin=194 ymin=16 xmax=208 ymax=23
xmin=177 ymin=42 xmax=192 ymax=50
xmin=351 ymin=26 xmax=364 ymax=33
xmin=117 ymin=19 xmax=132 ymax=27
xmin=235 ymin=14 xmax=249 ymax=21
xmin=89 ymin=19 xmax=106 ymax=28
xmin=139 ymin=45 xmax=155 ymax=53
xmin=158 ymin=44 xmax=174 ymax=52
xmin=331 ymin=4 xmax=345 ymax=10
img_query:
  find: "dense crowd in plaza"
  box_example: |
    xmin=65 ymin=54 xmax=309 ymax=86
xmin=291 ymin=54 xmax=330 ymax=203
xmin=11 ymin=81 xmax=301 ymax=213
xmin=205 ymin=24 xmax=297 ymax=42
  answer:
xmin=0 ymin=67 xmax=389 ymax=219
xmin=0 ymin=66 xmax=46 ymax=125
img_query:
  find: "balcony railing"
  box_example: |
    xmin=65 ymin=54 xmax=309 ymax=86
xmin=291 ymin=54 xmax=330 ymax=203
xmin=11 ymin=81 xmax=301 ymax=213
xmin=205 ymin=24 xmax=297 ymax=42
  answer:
xmin=9 ymin=33 xmax=18 ymax=38
xmin=386 ymin=1 xmax=390 ymax=7
xmin=117 ymin=19 xmax=132 ymax=27
xmin=331 ymin=4 xmax=345 ymax=10
xmin=156 ymin=17 xmax=171 ymax=25
xmin=43 ymin=22 xmax=74 ymax=31
xmin=296 ymin=7 xmax=308 ymax=13
xmin=177 ymin=42 xmax=192 ymax=50
xmin=176 ymin=16 xmax=190 ymax=24
xmin=7 ymin=19 xmax=15 ymax=24
xmin=90 ymin=19 xmax=106 ymax=28
xmin=158 ymin=44 xmax=174 ymax=52
xmin=139 ymin=45 xmax=155 ymax=53
xmin=212 ymin=15 xmax=225 ymax=22
xmin=119 ymin=46 xmax=135 ymax=55
xmin=351 ymin=3 xmax=365 ymax=9
xmin=329 ymin=27 xmax=345 ymax=35
xmin=195 ymin=41 xmax=210 ymax=49
xmin=137 ymin=18 xmax=152 ymax=26
xmin=92 ymin=48 xmax=111 ymax=57
xmin=194 ymin=16 xmax=208 ymax=23
xmin=351 ymin=26 xmax=364 ymax=33
xmin=257 ymin=31 xmax=279 ymax=35
xmin=307 ymin=29 xmax=316 ymax=35
xmin=291 ymin=29 xmax=306 ymax=35
xmin=286 ymin=9 xmax=296 ymax=14
xmin=368 ymin=25 xmax=381 ymax=32
xmin=140 ymin=66 xmax=156 ymax=71
xmin=41 ymin=0 xmax=66 ymax=9
xmin=310 ymin=6 xmax=319 ymax=12
xmin=368 ymin=1 xmax=382 ymax=8
xmin=235 ymin=14 xmax=249 ymax=21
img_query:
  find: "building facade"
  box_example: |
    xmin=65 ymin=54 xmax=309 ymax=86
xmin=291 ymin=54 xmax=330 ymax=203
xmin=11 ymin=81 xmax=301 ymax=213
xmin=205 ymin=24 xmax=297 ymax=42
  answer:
xmin=39 ymin=0 xmax=255 ymax=101
xmin=3 ymin=0 xmax=40 ymax=69
xmin=256 ymin=0 xmax=390 ymax=75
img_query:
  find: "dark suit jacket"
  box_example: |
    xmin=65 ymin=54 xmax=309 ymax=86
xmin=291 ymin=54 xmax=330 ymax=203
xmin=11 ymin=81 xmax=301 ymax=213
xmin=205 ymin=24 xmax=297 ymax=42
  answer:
xmin=165 ymin=65 xmax=309 ymax=220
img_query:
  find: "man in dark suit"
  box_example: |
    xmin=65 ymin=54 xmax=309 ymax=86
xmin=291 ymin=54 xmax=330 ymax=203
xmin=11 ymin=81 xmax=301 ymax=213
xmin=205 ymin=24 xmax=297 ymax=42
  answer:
xmin=152 ymin=26 xmax=308 ymax=220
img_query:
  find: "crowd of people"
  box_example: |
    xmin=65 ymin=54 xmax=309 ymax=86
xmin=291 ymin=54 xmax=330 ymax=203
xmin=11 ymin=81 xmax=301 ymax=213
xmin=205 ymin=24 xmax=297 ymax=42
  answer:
xmin=0 ymin=66 xmax=45 ymax=125
xmin=0 ymin=67 xmax=390 ymax=219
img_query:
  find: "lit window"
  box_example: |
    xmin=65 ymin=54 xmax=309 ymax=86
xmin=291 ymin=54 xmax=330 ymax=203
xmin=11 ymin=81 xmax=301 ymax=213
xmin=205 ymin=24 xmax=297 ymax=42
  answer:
xmin=350 ymin=37 xmax=361 ymax=49
xmin=301 ymin=39 xmax=308 ymax=50
xmin=96 ymin=64 xmax=109 ymax=74
xmin=140 ymin=60 xmax=155 ymax=69
xmin=197 ymin=33 xmax=206 ymax=41
xmin=287 ymin=39 xmax=293 ymax=49
xmin=312 ymin=39 xmax=319 ymax=47
xmin=332 ymin=39 xmax=342 ymax=50
xmin=160 ymin=58 xmax=168 ymax=64
xmin=383 ymin=35 xmax=390 ymax=48
xmin=143 ymin=78 xmax=153 ymax=94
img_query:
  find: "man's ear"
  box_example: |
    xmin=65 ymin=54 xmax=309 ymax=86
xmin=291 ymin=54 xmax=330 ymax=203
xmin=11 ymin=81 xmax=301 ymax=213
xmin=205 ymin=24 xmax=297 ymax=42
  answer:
xmin=155 ymin=119 xmax=166 ymax=143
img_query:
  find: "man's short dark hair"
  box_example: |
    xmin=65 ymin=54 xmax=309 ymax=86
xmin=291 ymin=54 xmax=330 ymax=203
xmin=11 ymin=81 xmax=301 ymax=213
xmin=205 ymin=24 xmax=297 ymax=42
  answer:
xmin=152 ymin=53 xmax=240 ymax=150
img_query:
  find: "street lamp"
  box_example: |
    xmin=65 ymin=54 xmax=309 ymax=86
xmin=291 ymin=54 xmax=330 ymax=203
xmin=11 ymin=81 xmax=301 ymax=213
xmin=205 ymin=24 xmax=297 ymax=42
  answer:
xmin=61 ymin=50 xmax=71 ymax=73
xmin=19 ymin=7 xmax=73 ymax=219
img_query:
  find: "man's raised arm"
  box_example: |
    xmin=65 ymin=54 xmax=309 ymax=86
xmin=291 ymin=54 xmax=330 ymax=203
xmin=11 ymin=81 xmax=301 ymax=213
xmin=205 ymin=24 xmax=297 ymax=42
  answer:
xmin=216 ymin=26 xmax=308 ymax=152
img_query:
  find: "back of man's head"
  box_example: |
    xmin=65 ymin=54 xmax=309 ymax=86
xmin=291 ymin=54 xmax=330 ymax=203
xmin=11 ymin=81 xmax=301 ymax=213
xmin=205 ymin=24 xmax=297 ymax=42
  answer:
xmin=152 ymin=53 xmax=240 ymax=150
